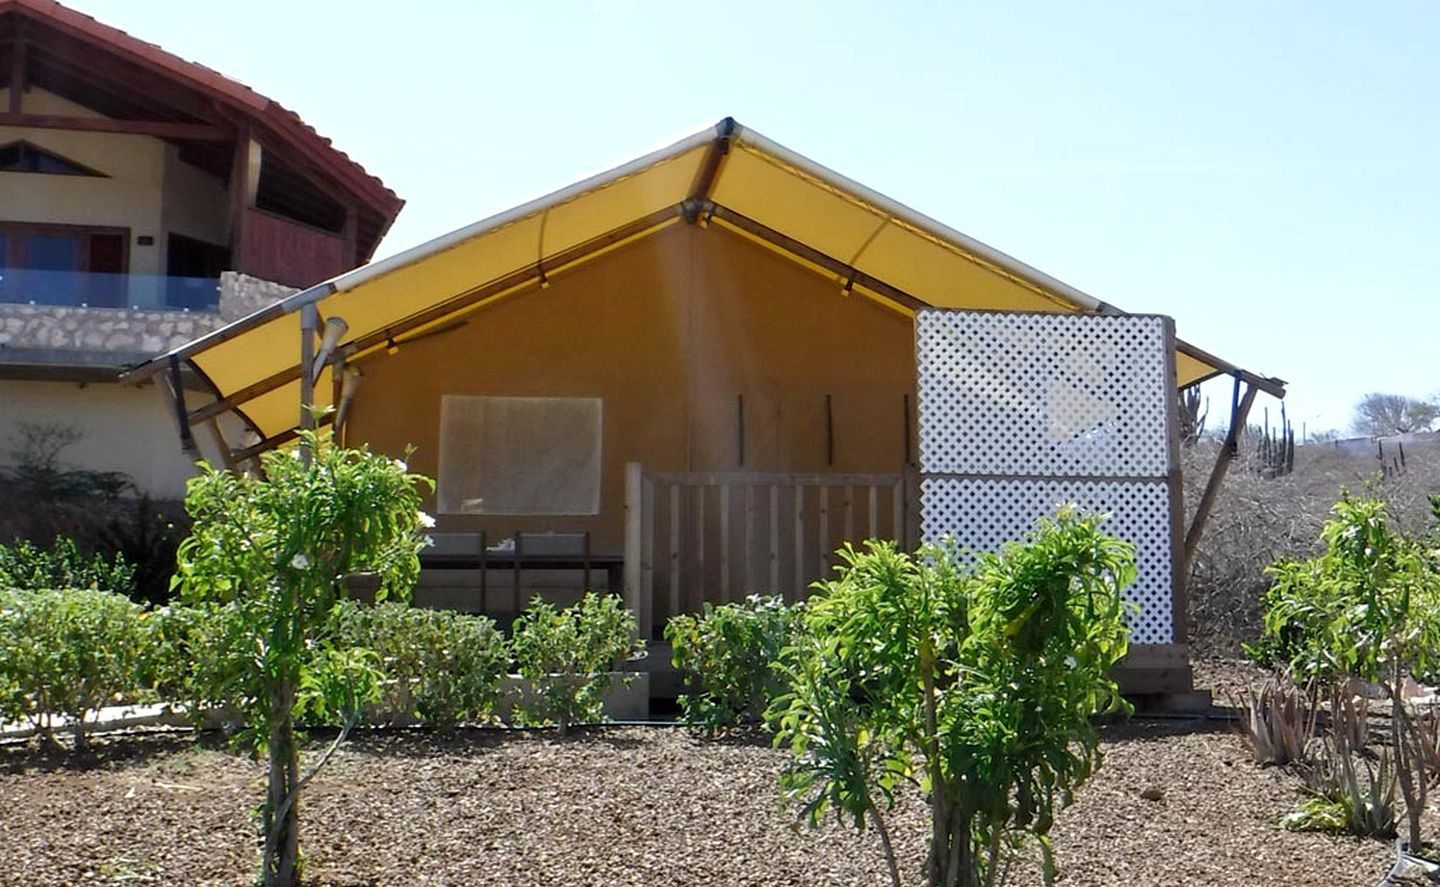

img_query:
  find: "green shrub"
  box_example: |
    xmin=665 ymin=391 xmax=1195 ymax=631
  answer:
xmin=768 ymin=509 xmax=1134 ymax=887
xmin=332 ymin=599 xmax=506 ymax=728
xmin=0 ymin=587 xmax=154 ymax=747
xmin=0 ymin=537 xmax=136 ymax=596
xmin=509 ymin=592 xmax=645 ymax=735
xmin=148 ymin=602 xmax=250 ymax=728
xmin=1253 ymin=494 xmax=1440 ymax=851
xmin=666 ymin=594 xmax=801 ymax=734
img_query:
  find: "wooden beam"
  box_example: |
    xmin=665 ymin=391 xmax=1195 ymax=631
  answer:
xmin=623 ymin=462 xmax=644 ymax=641
xmin=1160 ymin=317 xmax=1188 ymax=645
xmin=229 ymin=411 xmax=335 ymax=464
xmin=703 ymin=203 xmax=930 ymax=313
xmin=1181 ymin=378 xmax=1259 ymax=575
xmin=0 ymin=111 xmax=229 ymax=140
xmin=165 ymin=355 xmax=199 ymax=459
xmin=8 ymin=38 xmax=24 ymax=114
xmin=229 ymin=122 xmax=253 ymax=270
xmin=205 ymin=418 xmax=237 ymax=471
xmin=188 ymin=363 xmax=297 ymax=425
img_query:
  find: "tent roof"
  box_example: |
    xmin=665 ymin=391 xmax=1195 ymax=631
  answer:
xmin=125 ymin=117 xmax=1285 ymax=454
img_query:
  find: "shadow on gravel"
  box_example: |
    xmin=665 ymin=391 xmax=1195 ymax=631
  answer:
xmin=1095 ymin=715 xmax=1236 ymax=745
xmin=0 ymin=729 xmax=228 ymax=774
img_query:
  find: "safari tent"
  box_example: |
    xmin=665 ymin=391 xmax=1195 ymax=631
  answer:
xmin=125 ymin=117 xmax=1285 ymax=696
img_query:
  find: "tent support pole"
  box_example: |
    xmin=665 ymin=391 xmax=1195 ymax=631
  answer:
xmin=165 ymin=355 xmax=200 ymax=460
xmin=299 ymin=302 xmax=317 ymax=463
xmin=1182 ymin=376 xmax=1258 ymax=576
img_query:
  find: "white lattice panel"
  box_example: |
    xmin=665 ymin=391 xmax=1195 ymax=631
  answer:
xmin=920 ymin=478 xmax=1173 ymax=644
xmin=916 ymin=311 xmax=1171 ymax=477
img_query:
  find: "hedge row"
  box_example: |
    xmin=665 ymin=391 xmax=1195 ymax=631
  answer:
xmin=0 ymin=589 xmax=643 ymax=745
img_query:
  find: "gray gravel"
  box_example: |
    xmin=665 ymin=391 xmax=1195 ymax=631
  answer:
xmin=0 ymin=711 xmax=1404 ymax=886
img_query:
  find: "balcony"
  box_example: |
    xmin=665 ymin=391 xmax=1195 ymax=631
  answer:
xmin=0 ymin=269 xmax=220 ymax=313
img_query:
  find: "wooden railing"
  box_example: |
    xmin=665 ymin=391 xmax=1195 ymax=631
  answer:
xmin=623 ymin=463 xmax=908 ymax=637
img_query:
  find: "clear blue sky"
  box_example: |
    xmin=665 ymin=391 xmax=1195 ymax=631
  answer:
xmin=74 ymin=1 xmax=1440 ymax=436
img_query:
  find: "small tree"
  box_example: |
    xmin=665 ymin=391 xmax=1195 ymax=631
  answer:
xmin=769 ymin=508 xmax=1134 ymax=887
xmin=1258 ymin=495 xmax=1440 ymax=852
xmin=173 ymin=434 xmax=430 ymax=887
xmin=1352 ymin=393 xmax=1439 ymax=438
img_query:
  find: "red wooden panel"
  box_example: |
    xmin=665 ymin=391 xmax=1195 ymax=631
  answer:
xmin=241 ymin=209 xmax=350 ymax=288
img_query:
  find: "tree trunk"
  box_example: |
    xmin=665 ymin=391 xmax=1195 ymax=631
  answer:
xmin=1391 ymin=661 xmax=1423 ymax=854
xmin=263 ymin=681 xmax=300 ymax=887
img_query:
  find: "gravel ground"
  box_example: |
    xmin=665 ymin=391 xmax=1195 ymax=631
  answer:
xmin=0 ymin=704 xmax=1405 ymax=887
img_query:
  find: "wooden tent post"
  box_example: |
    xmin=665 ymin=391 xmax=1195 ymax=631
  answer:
xmin=1182 ymin=376 xmax=1259 ymax=576
xmin=298 ymin=302 xmax=317 ymax=464
xmin=623 ymin=462 xmax=644 ymax=641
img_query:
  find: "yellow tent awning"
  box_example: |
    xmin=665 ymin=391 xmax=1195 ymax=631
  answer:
xmin=124 ymin=117 xmax=1285 ymax=454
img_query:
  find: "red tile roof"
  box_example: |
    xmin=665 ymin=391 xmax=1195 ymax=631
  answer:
xmin=0 ymin=0 xmax=402 ymax=216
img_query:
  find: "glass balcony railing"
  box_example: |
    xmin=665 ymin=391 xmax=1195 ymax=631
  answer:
xmin=0 ymin=268 xmax=221 ymax=313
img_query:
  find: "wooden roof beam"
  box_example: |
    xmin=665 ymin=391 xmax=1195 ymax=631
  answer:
xmin=700 ymin=201 xmax=930 ymax=313
xmin=0 ymin=110 xmax=229 ymax=139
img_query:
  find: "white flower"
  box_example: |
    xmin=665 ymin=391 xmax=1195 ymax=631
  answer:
xmin=417 ymin=511 xmax=436 ymax=529
xmin=393 ymin=458 xmax=409 ymax=472
xmin=290 ymin=553 xmax=310 ymax=570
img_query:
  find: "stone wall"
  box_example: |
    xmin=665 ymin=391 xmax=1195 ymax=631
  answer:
xmin=0 ymin=272 xmax=296 ymax=362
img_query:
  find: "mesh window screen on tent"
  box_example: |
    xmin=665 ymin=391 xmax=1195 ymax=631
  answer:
xmin=437 ymin=395 xmax=603 ymax=516
xmin=915 ymin=310 xmax=1180 ymax=645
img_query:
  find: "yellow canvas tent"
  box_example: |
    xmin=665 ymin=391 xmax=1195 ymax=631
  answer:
xmin=123 ymin=117 xmax=1283 ymax=455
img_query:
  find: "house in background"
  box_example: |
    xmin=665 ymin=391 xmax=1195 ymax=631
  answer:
xmin=0 ymin=0 xmax=402 ymax=497
xmin=129 ymin=118 xmax=1286 ymax=696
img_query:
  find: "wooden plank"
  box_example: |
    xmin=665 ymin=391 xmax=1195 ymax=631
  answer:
xmin=843 ymin=485 xmax=854 ymax=542
xmin=694 ymin=485 xmax=706 ymax=610
xmin=744 ymin=484 xmax=756 ymax=595
xmin=623 ymin=462 xmax=643 ymax=640
xmin=818 ymin=485 xmax=830 ymax=574
xmin=8 ymin=39 xmax=24 ymax=114
xmin=0 ymin=111 xmax=230 ymax=140
xmin=1160 ymin=317 xmax=1188 ymax=647
xmin=769 ymin=484 xmax=780 ymax=594
xmin=669 ymin=483 xmax=681 ymax=621
xmin=868 ymin=485 xmax=879 ymax=539
xmin=793 ymin=485 xmax=805 ymax=601
xmin=642 ymin=477 xmax=656 ymax=640
xmin=887 ymin=478 xmax=898 ymax=547
xmin=719 ymin=484 xmax=731 ymax=602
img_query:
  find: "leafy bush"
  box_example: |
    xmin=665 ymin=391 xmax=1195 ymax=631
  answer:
xmin=768 ymin=508 xmax=1134 ymax=887
xmin=1254 ymin=494 xmax=1438 ymax=851
xmin=0 ymin=537 xmax=135 ymax=596
xmin=509 ymin=592 xmax=645 ymax=735
xmin=0 ymin=587 xmax=154 ymax=747
xmin=332 ymin=599 xmax=506 ymax=728
xmin=148 ymin=602 xmax=250 ymax=728
xmin=665 ymin=594 xmax=800 ymax=733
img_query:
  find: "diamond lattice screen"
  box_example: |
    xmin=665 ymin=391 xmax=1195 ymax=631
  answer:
xmin=915 ymin=310 xmax=1176 ymax=644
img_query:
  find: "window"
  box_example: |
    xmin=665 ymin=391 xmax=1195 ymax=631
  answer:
xmin=0 ymin=141 xmax=104 ymax=177
xmin=437 ymin=396 xmax=603 ymax=515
